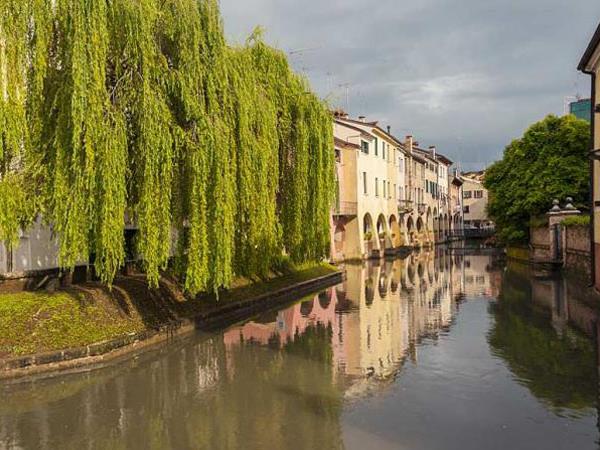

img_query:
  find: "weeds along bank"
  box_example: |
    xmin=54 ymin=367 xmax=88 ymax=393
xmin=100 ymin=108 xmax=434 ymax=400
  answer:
xmin=0 ymin=0 xmax=334 ymax=295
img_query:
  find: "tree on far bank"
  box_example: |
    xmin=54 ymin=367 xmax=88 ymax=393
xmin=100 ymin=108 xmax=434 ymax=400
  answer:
xmin=484 ymin=114 xmax=590 ymax=243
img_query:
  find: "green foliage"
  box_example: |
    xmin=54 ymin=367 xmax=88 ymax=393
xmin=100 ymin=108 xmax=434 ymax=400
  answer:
xmin=0 ymin=0 xmax=334 ymax=295
xmin=561 ymin=215 xmax=590 ymax=227
xmin=485 ymin=115 xmax=590 ymax=244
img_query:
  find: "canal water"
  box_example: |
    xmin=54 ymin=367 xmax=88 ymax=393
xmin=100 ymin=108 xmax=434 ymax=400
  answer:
xmin=0 ymin=247 xmax=599 ymax=450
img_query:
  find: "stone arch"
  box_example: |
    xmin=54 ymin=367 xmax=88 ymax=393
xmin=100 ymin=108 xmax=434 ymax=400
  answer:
xmin=398 ymin=216 xmax=407 ymax=246
xmin=363 ymin=213 xmax=376 ymax=255
xmin=389 ymin=215 xmax=401 ymax=248
xmin=406 ymin=216 xmax=415 ymax=245
xmin=377 ymin=214 xmax=392 ymax=250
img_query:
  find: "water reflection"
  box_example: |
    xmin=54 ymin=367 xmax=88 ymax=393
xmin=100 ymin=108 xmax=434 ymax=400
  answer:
xmin=489 ymin=263 xmax=597 ymax=416
xmin=0 ymin=248 xmax=598 ymax=449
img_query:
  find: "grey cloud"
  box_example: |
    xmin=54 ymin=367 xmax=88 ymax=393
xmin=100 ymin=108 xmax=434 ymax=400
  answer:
xmin=221 ymin=0 xmax=600 ymax=171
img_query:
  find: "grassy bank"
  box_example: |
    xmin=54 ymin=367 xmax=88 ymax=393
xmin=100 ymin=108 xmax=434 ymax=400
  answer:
xmin=0 ymin=263 xmax=338 ymax=359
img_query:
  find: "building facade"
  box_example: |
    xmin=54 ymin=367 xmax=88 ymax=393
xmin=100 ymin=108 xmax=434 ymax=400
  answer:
xmin=332 ymin=112 xmax=464 ymax=263
xmin=460 ymin=171 xmax=494 ymax=232
xmin=578 ymin=21 xmax=600 ymax=290
xmin=569 ymin=98 xmax=592 ymax=122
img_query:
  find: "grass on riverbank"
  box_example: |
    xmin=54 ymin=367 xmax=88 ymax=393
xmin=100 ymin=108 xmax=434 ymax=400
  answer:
xmin=0 ymin=263 xmax=338 ymax=358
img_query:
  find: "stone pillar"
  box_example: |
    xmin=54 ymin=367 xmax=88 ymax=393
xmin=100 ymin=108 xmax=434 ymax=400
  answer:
xmin=547 ymin=198 xmax=581 ymax=263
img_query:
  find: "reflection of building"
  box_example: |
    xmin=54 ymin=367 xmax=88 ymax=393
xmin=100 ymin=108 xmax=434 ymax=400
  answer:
xmin=578 ymin=22 xmax=600 ymax=291
xmin=225 ymin=249 xmax=497 ymax=399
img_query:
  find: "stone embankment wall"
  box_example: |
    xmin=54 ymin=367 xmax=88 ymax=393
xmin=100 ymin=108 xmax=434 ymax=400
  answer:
xmin=530 ymin=226 xmax=551 ymax=260
xmin=563 ymin=225 xmax=591 ymax=278
xmin=516 ymin=223 xmax=592 ymax=278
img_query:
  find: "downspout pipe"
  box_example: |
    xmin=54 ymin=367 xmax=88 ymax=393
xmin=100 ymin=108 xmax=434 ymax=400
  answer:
xmin=590 ymin=73 xmax=597 ymax=288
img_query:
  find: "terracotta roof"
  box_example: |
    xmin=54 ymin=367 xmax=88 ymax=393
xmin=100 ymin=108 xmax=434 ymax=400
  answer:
xmin=334 ymin=137 xmax=360 ymax=150
xmin=436 ymin=153 xmax=453 ymax=166
xmin=579 ymin=21 xmax=600 ymax=72
xmin=411 ymin=152 xmax=427 ymax=164
xmin=413 ymin=147 xmax=437 ymax=163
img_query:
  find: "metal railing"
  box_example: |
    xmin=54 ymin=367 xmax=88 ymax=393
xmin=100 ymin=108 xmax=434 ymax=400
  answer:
xmin=398 ymin=200 xmax=414 ymax=214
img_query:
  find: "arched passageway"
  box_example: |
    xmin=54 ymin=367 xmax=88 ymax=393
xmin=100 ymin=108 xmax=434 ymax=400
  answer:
xmin=377 ymin=214 xmax=392 ymax=251
xmin=406 ymin=216 xmax=415 ymax=245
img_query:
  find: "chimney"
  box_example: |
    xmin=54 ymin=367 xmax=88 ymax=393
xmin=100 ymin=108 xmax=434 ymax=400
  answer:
xmin=405 ymin=135 xmax=414 ymax=153
xmin=358 ymin=115 xmax=366 ymax=122
xmin=387 ymin=125 xmax=391 ymax=135
xmin=429 ymin=145 xmax=437 ymax=158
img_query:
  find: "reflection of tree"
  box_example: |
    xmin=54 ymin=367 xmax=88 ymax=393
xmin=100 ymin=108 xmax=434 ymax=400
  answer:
xmin=488 ymin=269 xmax=596 ymax=414
xmin=0 ymin=324 xmax=344 ymax=450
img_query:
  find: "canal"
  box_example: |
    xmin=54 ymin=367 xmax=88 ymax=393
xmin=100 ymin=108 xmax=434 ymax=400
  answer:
xmin=0 ymin=247 xmax=598 ymax=449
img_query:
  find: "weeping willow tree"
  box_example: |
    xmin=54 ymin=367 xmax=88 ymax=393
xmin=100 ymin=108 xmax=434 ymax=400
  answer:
xmin=0 ymin=0 xmax=334 ymax=295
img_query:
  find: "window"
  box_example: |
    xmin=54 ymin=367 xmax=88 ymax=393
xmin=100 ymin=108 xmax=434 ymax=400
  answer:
xmin=394 ymin=184 xmax=397 ymax=199
xmin=374 ymin=137 xmax=379 ymax=156
xmin=383 ymin=179 xmax=386 ymax=198
xmin=464 ymin=191 xmax=472 ymax=199
xmin=388 ymin=182 xmax=391 ymax=199
xmin=375 ymin=177 xmax=379 ymax=197
xmin=474 ymin=190 xmax=484 ymax=199
xmin=382 ymin=142 xmax=386 ymax=160
xmin=464 ymin=205 xmax=470 ymax=214
xmin=363 ymin=172 xmax=368 ymax=195
xmin=335 ymin=149 xmax=341 ymax=163
xmin=361 ymin=141 xmax=369 ymax=154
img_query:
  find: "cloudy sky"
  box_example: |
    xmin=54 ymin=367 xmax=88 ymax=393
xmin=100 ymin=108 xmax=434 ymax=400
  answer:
xmin=220 ymin=0 xmax=600 ymax=170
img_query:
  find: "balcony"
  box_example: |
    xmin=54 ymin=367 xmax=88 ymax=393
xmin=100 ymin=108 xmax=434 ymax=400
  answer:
xmin=333 ymin=201 xmax=358 ymax=217
xmin=398 ymin=200 xmax=414 ymax=214
xmin=418 ymin=203 xmax=427 ymax=215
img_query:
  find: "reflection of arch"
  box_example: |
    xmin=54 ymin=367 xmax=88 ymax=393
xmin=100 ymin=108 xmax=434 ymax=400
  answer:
xmin=300 ymin=300 xmax=314 ymax=317
xmin=318 ymin=291 xmax=331 ymax=310
xmin=365 ymin=278 xmax=375 ymax=306
xmin=417 ymin=263 xmax=424 ymax=279
xmin=416 ymin=217 xmax=424 ymax=232
xmin=378 ymin=272 xmax=388 ymax=298
xmin=407 ymin=264 xmax=416 ymax=284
